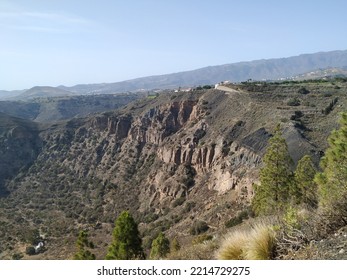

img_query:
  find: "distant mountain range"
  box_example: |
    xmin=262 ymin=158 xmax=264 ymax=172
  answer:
xmin=1 ymin=50 xmax=347 ymax=99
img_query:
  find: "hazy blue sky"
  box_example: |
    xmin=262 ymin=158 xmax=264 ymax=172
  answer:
xmin=1 ymin=0 xmax=347 ymax=90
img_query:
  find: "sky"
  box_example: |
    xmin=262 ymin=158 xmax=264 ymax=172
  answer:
xmin=1 ymin=0 xmax=347 ymax=90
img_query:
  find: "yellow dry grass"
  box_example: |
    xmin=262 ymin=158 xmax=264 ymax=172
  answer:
xmin=217 ymin=223 xmax=276 ymax=260
xmin=244 ymin=224 xmax=276 ymax=260
xmin=217 ymin=230 xmax=248 ymax=260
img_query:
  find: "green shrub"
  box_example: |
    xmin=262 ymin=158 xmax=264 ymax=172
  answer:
xmin=225 ymin=210 xmax=249 ymax=228
xmin=12 ymin=253 xmax=23 ymax=260
xmin=321 ymin=97 xmax=338 ymax=115
xmin=192 ymin=234 xmax=213 ymax=245
xmin=143 ymin=212 xmax=159 ymax=223
xmin=283 ymin=206 xmax=301 ymax=230
xmin=290 ymin=110 xmax=303 ymax=121
xmin=298 ymin=87 xmax=310 ymax=95
xmin=190 ymin=220 xmax=209 ymax=235
xmin=181 ymin=201 xmax=196 ymax=214
xmin=25 ymin=246 xmax=36 ymax=256
xmin=172 ymin=197 xmax=186 ymax=208
xmin=26 ymin=229 xmax=41 ymax=245
xmin=287 ymin=97 xmax=301 ymax=106
xmin=171 ymin=237 xmax=181 ymax=252
xmin=73 ymin=230 xmax=95 ymax=260
xmin=149 ymin=232 xmax=170 ymax=259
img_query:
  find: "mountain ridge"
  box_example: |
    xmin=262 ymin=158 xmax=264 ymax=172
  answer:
xmin=60 ymin=50 xmax=347 ymax=94
xmin=2 ymin=50 xmax=347 ymax=99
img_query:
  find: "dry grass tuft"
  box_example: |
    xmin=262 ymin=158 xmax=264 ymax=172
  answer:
xmin=217 ymin=230 xmax=248 ymax=260
xmin=244 ymin=224 xmax=276 ymax=260
xmin=216 ymin=222 xmax=276 ymax=260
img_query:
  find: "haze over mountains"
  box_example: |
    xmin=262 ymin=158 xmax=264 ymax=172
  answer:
xmin=1 ymin=50 xmax=347 ymax=100
xmin=57 ymin=50 xmax=347 ymax=93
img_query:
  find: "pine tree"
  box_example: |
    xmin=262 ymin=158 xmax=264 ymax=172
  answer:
xmin=149 ymin=232 xmax=170 ymax=259
xmin=315 ymin=113 xmax=347 ymax=212
xmin=106 ymin=211 xmax=144 ymax=260
xmin=73 ymin=230 xmax=96 ymax=260
xmin=294 ymin=155 xmax=317 ymax=207
xmin=252 ymin=126 xmax=293 ymax=215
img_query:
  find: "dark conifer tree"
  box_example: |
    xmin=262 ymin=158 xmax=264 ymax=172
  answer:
xmin=150 ymin=232 xmax=170 ymax=259
xmin=106 ymin=211 xmax=144 ymax=260
xmin=315 ymin=113 xmax=347 ymax=211
xmin=294 ymin=155 xmax=317 ymax=207
xmin=252 ymin=125 xmax=293 ymax=215
xmin=73 ymin=230 xmax=95 ymax=260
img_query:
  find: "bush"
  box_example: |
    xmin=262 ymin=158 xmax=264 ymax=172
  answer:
xmin=193 ymin=129 xmax=206 ymax=141
xmin=298 ymin=87 xmax=310 ymax=95
xmin=149 ymin=232 xmax=170 ymax=259
xmin=287 ymin=97 xmax=301 ymax=106
xmin=171 ymin=237 xmax=181 ymax=252
xmin=25 ymin=246 xmax=36 ymax=256
xmin=321 ymin=97 xmax=338 ymax=115
xmin=27 ymin=229 xmax=41 ymax=246
xmin=73 ymin=230 xmax=95 ymax=260
xmin=12 ymin=253 xmax=23 ymax=260
xmin=225 ymin=210 xmax=249 ymax=228
xmin=143 ymin=212 xmax=159 ymax=223
xmin=172 ymin=197 xmax=186 ymax=208
xmin=181 ymin=201 xmax=196 ymax=214
xmin=192 ymin=234 xmax=213 ymax=245
xmin=290 ymin=110 xmax=303 ymax=121
xmin=283 ymin=206 xmax=301 ymax=230
xmin=190 ymin=220 xmax=209 ymax=235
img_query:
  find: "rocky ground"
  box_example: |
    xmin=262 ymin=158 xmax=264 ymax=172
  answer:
xmin=284 ymin=226 xmax=347 ymax=260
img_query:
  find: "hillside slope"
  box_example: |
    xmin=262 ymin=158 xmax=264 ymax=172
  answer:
xmin=17 ymin=86 xmax=74 ymax=100
xmin=0 ymin=79 xmax=346 ymax=259
xmin=0 ymin=113 xmax=42 ymax=196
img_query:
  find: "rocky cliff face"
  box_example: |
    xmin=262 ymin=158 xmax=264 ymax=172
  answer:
xmin=74 ymin=97 xmax=265 ymax=208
